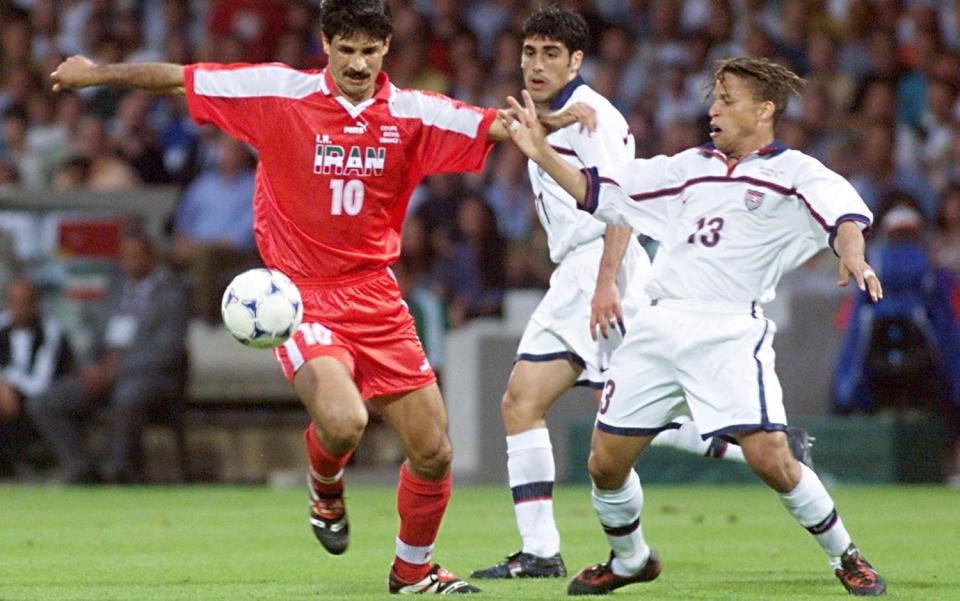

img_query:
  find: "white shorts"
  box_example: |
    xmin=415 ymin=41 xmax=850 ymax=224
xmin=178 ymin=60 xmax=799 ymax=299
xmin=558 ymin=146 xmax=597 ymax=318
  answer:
xmin=516 ymin=237 xmax=650 ymax=388
xmin=596 ymin=299 xmax=787 ymax=439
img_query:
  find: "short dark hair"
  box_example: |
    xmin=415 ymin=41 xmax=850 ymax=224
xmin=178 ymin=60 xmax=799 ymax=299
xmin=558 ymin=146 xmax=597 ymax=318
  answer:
xmin=521 ymin=4 xmax=588 ymax=56
xmin=319 ymin=0 xmax=392 ymax=42
xmin=712 ymin=57 xmax=806 ymax=121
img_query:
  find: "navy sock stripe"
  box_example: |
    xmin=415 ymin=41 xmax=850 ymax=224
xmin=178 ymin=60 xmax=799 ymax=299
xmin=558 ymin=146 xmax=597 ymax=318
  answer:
xmin=602 ymin=518 xmax=640 ymax=537
xmin=807 ymin=508 xmax=839 ymax=535
xmin=511 ymin=481 xmax=554 ymax=503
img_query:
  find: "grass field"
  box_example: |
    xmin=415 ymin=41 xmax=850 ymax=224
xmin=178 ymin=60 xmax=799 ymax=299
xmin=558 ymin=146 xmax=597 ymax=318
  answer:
xmin=0 ymin=484 xmax=957 ymax=600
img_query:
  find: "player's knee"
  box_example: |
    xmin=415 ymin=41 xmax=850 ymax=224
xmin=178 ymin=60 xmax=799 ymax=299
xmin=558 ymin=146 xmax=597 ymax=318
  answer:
xmin=318 ymin=411 xmax=367 ymax=454
xmin=744 ymin=447 xmax=798 ymax=492
xmin=587 ymin=450 xmax=624 ymax=490
xmin=407 ymin=437 xmax=452 ymax=479
xmin=500 ymin=387 xmax=542 ymax=429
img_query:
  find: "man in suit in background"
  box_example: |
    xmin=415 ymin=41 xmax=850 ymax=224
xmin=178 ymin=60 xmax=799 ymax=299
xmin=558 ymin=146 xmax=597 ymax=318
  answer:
xmin=29 ymin=227 xmax=190 ymax=483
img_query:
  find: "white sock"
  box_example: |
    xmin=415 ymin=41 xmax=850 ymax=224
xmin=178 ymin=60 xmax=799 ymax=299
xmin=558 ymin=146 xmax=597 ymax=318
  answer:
xmin=651 ymin=421 xmax=746 ymax=463
xmin=507 ymin=428 xmax=560 ymax=557
xmin=592 ymin=469 xmax=650 ymax=576
xmin=779 ymin=463 xmax=852 ymax=568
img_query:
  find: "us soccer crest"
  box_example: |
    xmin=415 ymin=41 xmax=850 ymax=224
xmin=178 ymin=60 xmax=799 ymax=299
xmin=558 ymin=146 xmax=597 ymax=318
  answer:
xmin=744 ymin=189 xmax=765 ymax=211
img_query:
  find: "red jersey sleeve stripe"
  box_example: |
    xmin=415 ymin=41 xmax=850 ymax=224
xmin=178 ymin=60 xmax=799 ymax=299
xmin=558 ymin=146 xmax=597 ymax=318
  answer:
xmin=192 ymin=63 xmax=329 ymax=99
xmin=390 ymin=90 xmax=489 ymax=138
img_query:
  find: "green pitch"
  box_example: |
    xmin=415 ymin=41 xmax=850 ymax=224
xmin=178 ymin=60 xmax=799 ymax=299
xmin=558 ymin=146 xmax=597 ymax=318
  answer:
xmin=0 ymin=484 xmax=957 ymax=600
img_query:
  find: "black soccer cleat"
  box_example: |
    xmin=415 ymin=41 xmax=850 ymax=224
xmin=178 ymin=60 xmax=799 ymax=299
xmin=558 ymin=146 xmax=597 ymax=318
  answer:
xmin=389 ymin=564 xmax=481 ymax=594
xmin=787 ymin=426 xmax=816 ymax=470
xmin=835 ymin=544 xmax=886 ymax=596
xmin=471 ymin=551 xmax=567 ymax=579
xmin=567 ymin=550 xmax=661 ymax=596
xmin=308 ymin=479 xmax=349 ymax=555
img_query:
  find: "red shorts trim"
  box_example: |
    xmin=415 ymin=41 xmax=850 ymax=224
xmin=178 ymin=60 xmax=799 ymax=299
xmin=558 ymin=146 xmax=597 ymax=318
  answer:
xmin=272 ymin=269 xmax=436 ymax=400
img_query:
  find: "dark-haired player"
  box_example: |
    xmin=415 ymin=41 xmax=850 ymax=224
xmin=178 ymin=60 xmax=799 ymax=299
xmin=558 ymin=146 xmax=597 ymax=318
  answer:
xmin=472 ymin=8 xmax=811 ymax=582
xmin=500 ymin=57 xmax=887 ymax=596
xmin=50 ymin=0 xmax=590 ymax=594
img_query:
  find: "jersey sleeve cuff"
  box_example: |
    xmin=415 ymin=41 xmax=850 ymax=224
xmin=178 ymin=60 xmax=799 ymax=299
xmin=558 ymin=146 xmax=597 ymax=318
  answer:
xmin=828 ymin=213 xmax=872 ymax=256
xmin=183 ymin=63 xmax=210 ymax=126
xmin=580 ymin=167 xmax=600 ymax=214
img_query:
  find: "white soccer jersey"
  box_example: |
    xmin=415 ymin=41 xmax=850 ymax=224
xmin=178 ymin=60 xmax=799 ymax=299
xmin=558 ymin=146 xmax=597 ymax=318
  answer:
xmin=581 ymin=141 xmax=872 ymax=303
xmin=529 ymin=77 xmax=635 ymax=263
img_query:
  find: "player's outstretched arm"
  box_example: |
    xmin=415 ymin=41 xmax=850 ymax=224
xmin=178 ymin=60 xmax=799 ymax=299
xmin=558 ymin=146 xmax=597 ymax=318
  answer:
xmin=835 ymin=220 xmax=883 ymax=303
xmin=499 ymin=90 xmax=589 ymax=203
xmin=51 ymin=55 xmax=185 ymax=95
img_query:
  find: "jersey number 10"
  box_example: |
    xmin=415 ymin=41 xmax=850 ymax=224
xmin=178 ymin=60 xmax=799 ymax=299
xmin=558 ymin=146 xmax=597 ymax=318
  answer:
xmin=330 ymin=179 xmax=365 ymax=216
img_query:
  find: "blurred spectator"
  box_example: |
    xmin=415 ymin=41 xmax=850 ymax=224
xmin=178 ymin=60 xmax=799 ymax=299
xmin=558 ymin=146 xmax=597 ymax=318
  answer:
xmin=28 ymin=228 xmax=190 ymax=484
xmin=848 ymin=123 xmax=938 ymax=219
xmin=397 ymin=213 xmax=447 ymax=374
xmin=0 ymin=0 xmax=956 ymax=339
xmin=207 ymin=0 xmax=288 ymax=63
xmin=933 ymin=186 xmax=960 ymax=277
xmin=110 ymin=90 xmax=169 ymax=184
xmin=832 ymin=198 xmax=960 ymax=484
xmin=171 ymin=134 xmax=258 ymax=322
xmin=433 ymin=195 xmax=506 ymax=328
xmin=484 ymin=145 xmax=532 ymax=242
xmin=505 ymin=221 xmax=552 ymax=290
xmin=1 ymin=105 xmax=43 ymax=188
xmin=61 ymin=115 xmax=140 ymax=190
xmin=0 ymin=277 xmax=74 ymax=478
xmin=25 ymin=92 xmax=69 ymax=185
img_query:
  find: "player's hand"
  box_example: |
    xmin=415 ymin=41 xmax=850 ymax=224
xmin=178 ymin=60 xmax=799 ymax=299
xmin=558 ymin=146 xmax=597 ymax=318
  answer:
xmin=590 ymin=281 xmax=624 ymax=341
xmin=51 ymin=55 xmax=98 ymax=92
xmin=499 ymin=90 xmax=549 ymax=161
xmin=838 ymin=256 xmax=883 ymax=303
xmin=540 ymin=101 xmax=597 ymax=134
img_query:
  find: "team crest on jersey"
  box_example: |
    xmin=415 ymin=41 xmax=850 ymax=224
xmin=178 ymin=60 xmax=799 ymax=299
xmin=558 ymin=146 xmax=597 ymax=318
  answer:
xmin=744 ymin=189 xmax=765 ymax=211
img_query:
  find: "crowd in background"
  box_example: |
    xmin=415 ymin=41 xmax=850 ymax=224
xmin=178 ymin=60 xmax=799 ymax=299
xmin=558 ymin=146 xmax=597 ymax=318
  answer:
xmin=0 ymin=0 xmax=959 ymax=322
xmin=1 ymin=0 xmax=960 ymax=482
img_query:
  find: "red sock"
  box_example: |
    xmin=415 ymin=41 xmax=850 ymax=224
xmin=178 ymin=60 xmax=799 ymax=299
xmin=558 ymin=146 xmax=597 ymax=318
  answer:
xmin=304 ymin=422 xmax=352 ymax=496
xmin=392 ymin=463 xmax=452 ymax=583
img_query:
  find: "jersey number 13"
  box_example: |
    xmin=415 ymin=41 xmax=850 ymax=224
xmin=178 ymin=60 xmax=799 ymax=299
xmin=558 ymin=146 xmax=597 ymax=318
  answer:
xmin=687 ymin=216 xmax=724 ymax=247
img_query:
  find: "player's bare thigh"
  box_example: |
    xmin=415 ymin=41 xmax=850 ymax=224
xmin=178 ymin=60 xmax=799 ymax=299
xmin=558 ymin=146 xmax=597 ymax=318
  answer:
xmin=294 ymin=355 xmax=367 ymax=454
xmin=502 ymin=358 xmax=581 ymax=434
xmin=374 ymin=383 xmax=452 ymax=481
xmin=588 ymin=428 xmax=654 ymax=490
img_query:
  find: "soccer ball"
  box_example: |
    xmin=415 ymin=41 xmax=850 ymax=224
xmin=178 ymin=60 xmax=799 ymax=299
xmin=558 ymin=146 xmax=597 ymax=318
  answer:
xmin=221 ymin=268 xmax=303 ymax=348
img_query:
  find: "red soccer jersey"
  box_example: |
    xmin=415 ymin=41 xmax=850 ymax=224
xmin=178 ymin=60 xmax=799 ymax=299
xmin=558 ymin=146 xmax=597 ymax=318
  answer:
xmin=183 ymin=63 xmax=496 ymax=282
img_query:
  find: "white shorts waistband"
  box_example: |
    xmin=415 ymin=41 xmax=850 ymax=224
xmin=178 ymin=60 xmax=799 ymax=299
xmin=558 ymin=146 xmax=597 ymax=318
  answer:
xmin=650 ymin=298 xmax=762 ymax=316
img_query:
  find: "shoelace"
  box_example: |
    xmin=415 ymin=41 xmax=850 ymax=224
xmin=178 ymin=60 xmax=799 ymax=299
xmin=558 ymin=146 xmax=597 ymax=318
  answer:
xmin=314 ymin=498 xmax=345 ymax=519
xmin=843 ymin=558 xmax=876 ymax=586
xmin=581 ymin=561 xmax=612 ymax=580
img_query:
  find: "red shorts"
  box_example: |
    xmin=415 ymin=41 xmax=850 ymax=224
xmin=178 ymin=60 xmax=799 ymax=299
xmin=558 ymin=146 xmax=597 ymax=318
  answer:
xmin=273 ymin=269 xmax=436 ymax=400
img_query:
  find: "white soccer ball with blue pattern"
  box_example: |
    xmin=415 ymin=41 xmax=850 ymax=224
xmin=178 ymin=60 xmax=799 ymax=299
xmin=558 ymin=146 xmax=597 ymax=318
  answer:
xmin=221 ymin=268 xmax=303 ymax=349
